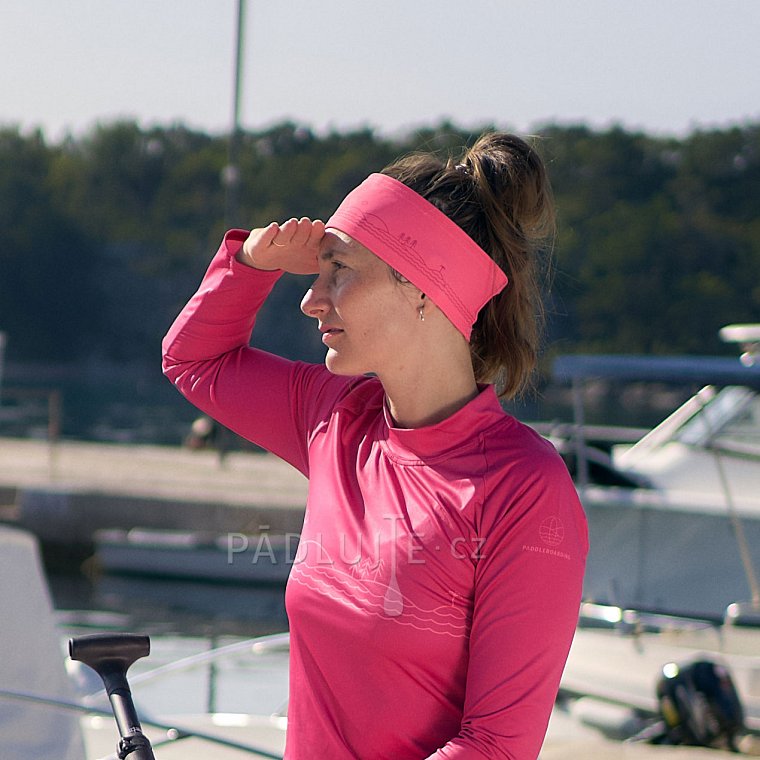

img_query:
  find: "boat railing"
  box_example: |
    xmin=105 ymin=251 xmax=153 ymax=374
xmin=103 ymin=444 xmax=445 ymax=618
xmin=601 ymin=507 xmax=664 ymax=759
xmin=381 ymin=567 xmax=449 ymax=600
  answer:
xmin=81 ymin=631 xmax=291 ymax=705
xmin=579 ymin=599 xmax=760 ymax=641
xmin=578 ymin=601 xmax=720 ymax=634
xmin=708 ymin=439 xmax=760 ymax=460
xmin=530 ymin=422 xmax=648 ymax=447
xmin=725 ymin=601 xmax=760 ymax=629
xmin=72 ymin=631 xmax=290 ymax=758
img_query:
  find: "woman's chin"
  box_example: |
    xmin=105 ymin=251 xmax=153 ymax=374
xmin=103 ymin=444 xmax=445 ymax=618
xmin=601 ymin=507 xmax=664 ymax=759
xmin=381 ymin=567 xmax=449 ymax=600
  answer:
xmin=324 ymin=350 xmax=343 ymax=374
xmin=325 ymin=351 xmax=363 ymax=377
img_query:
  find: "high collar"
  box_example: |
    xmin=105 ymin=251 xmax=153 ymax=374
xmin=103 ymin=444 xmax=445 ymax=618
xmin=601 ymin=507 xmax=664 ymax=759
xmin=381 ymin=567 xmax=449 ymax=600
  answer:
xmin=380 ymin=384 xmax=507 ymax=462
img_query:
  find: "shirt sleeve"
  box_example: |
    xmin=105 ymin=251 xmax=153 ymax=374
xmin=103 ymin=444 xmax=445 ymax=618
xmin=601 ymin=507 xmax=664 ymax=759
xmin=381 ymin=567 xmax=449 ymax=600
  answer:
xmin=428 ymin=450 xmax=588 ymax=760
xmin=161 ymin=229 xmax=348 ymax=476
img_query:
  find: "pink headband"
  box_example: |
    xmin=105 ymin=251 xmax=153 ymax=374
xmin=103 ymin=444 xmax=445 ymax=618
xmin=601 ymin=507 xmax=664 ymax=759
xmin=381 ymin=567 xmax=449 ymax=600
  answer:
xmin=326 ymin=173 xmax=508 ymax=339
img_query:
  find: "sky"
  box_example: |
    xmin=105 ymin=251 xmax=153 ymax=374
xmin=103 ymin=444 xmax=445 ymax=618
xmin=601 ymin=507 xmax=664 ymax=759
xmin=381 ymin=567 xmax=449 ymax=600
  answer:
xmin=2 ymin=0 xmax=759 ymax=142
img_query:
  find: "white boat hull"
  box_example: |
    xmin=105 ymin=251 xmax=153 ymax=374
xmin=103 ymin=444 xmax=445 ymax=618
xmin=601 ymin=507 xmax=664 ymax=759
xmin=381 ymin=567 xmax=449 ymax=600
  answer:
xmin=581 ymin=485 xmax=760 ymax=618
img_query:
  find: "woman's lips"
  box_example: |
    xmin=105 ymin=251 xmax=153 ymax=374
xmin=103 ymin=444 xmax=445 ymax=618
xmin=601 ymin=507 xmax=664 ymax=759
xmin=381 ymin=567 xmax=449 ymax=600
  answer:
xmin=321 ymin=328 xmax=344 ymax=344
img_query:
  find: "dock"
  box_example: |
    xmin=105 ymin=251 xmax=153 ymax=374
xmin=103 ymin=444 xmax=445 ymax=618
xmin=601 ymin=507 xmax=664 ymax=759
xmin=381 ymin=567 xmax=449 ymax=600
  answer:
xmin=0 ymin=437 xmax=308 ymax=546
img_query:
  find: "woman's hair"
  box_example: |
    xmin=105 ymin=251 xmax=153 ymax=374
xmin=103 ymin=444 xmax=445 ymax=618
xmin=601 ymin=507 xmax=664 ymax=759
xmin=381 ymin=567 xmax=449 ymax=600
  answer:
xmin=381 ymin=132 xmax=555 ymax=399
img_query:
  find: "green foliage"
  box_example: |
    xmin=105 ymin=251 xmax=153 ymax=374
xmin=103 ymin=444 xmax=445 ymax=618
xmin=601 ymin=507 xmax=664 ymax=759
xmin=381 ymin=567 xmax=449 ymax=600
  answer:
xmin=1 ymin=119 xmax=759 ymax=368
xmin=543 ymin=122 xmax=760 ymax=354
xmin=0 ymin=127 xmax=100 ymax=360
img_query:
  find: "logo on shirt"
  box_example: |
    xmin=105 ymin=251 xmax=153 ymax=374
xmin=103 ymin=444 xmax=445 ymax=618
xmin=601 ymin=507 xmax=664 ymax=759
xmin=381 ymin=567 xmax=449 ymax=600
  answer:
xmin=521 ymin=515 xmax=571 ymax=560
xmin=539 ymin=516 xmax=565 ymax=547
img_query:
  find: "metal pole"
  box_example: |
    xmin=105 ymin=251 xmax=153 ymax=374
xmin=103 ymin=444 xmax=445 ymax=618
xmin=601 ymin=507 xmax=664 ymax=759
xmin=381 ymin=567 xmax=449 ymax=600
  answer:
xmin=232 ymin=0 xmax=246 ymax=132
xmin=571 ymin=377 xmax=589 ymax=489
xmin=218 ymin=0 xmax=247 ymax=462
xmin=223 ymin=0 xmax=246 ymax=230
xmin=47 ymin=389 xmax=62 ymax=478
xmin=206 ymin=634 xmax=219 ymax=714
xmin=0 ymin=331 xmax=6 ymax=404
xmin=692 ymin=390 xmax=760 ymax=609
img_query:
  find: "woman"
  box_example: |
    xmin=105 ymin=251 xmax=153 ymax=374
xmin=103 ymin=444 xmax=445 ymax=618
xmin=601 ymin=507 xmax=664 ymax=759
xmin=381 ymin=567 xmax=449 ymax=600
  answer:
xmin=163 ymin=132 xmax=588 ymax=759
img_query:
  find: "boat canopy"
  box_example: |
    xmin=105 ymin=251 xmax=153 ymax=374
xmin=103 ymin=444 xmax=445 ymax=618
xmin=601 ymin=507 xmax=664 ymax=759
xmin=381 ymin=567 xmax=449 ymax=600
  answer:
xmin=552 ymin=355 xmax=760 ymax=389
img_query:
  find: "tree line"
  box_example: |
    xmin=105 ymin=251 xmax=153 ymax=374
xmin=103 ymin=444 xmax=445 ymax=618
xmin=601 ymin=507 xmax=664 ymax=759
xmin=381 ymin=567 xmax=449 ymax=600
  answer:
xmin=2 ymin=118 xmax=759 ymax=373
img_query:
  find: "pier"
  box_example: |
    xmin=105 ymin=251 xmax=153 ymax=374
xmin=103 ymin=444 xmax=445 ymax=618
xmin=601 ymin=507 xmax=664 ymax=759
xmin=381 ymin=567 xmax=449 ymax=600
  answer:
xmin=0 ymin=437 xmax=308 ymax=546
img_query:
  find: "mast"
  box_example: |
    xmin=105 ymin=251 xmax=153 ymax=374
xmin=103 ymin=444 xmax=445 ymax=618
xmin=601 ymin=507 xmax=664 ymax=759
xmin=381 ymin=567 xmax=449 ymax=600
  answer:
xmin=217 ymin=0 xmax=247 ymax=463
xmin=224 ymin=0 xmax=246 ymax=229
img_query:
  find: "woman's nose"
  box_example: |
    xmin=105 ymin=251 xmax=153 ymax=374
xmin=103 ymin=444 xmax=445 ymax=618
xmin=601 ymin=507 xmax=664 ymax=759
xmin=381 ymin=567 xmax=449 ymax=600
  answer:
xmin=300 ymin=278 xmax=329 ymax=318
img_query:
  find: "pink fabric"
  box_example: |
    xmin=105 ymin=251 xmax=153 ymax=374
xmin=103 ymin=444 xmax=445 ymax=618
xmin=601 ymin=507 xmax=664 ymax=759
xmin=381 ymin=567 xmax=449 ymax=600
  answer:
xmin=162 ymin=230 xmax=588 ymax=759
xmin=326 ymin=174 xmax=508 ymax=339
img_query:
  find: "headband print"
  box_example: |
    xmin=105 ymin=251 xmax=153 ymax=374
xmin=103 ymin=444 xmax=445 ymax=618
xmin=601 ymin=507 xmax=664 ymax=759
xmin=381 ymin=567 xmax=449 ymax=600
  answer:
xmin=326 ymin=173 xmax=508 ymax=340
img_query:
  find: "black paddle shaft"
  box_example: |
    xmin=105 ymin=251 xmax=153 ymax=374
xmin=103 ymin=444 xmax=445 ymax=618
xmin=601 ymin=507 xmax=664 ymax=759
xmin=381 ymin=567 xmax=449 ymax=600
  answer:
xmin=69 ymin=633 xmax=155 ymax=760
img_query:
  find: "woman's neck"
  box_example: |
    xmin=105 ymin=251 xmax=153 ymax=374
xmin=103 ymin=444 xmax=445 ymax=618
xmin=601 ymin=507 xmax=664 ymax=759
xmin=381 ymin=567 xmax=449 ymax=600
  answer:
xmin=381 ymin=351 xmax=479 ymax=429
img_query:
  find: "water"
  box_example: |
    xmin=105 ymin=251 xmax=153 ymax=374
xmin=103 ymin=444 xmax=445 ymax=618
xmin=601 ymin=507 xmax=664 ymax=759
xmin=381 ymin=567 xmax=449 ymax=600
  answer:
xmin=50 ymin=561 xmax=292 ymax=721
xmin=49 ymin=565 xmax=289 ymax=639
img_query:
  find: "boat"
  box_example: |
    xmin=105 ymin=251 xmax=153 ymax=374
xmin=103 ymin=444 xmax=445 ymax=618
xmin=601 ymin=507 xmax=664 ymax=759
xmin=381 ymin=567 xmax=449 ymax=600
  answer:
xmin=550 ymin=324 xmax=760 ymax=621
xmin=93 ymin=527 xmax=298 ymax=585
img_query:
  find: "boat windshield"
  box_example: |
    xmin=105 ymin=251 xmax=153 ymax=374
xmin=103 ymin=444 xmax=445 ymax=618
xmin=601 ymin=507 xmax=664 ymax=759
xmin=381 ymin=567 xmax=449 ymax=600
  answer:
xmin=678 ymin=386 xmax=760 ymax=455
xmin=619 ymin=385 xmax=760 ymax=468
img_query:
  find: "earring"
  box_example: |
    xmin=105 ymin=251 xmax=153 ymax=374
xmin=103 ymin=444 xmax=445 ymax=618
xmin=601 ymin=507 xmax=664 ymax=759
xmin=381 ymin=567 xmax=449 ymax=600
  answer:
xmin=418 ymin=305 xmax=425 ymax=322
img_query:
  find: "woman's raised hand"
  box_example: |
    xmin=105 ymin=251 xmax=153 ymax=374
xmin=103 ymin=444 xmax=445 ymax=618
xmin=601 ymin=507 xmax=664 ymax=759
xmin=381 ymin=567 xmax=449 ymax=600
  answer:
xmin=238 ymin=217 xmax=325 ymax=274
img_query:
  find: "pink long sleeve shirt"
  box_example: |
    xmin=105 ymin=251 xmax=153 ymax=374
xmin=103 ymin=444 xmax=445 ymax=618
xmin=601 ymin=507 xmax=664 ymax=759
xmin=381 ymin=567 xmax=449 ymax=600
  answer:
xmin=162 ymin=231 xmax=588 ymax=759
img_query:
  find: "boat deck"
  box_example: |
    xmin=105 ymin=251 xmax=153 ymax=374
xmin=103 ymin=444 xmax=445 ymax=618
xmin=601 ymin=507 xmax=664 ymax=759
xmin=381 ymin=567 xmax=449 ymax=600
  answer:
xmin=79 ymin=711 xmax=758 ymax=759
